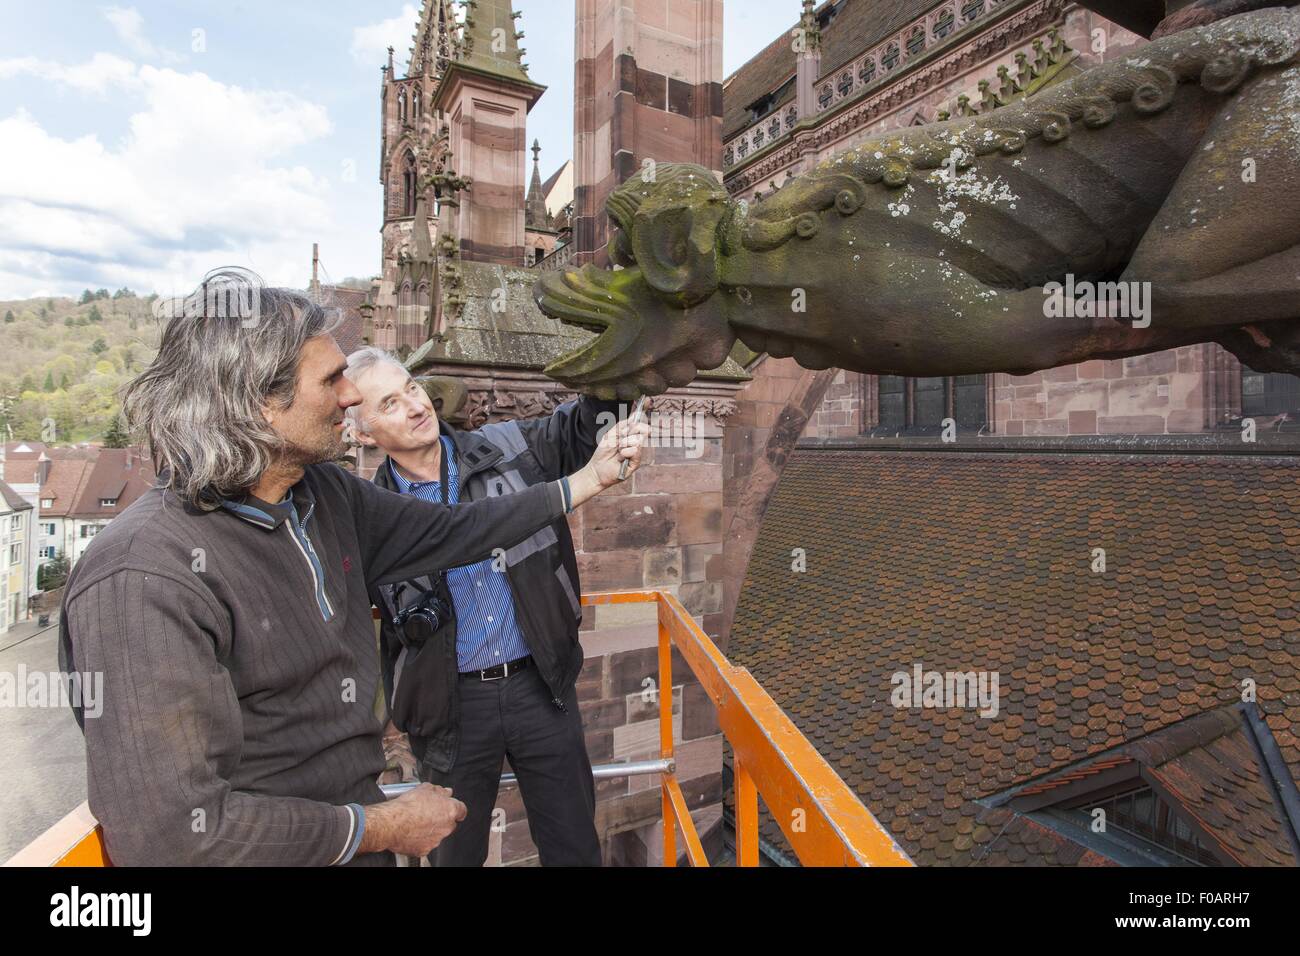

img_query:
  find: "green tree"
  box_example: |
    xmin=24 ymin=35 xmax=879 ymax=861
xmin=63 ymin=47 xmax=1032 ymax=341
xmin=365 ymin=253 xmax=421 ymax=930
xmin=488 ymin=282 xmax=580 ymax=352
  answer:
xmin=95 ymin=288 xmax=110 ymax=300
xmin=79 ymin=289 xmax=93 ymax=304
xmin=59 ymin=372 xmax=70 ymax=389
xmin=37 ymin=553 xmax=70 ymax=591
xmin=3 ymin=310 xmax=13 ymax=323
xmin=103 ymin=412 xmax=129 ymax=448
xmin=88 ymin=304 xmax=103 ymax=322
xmin=63 ymin=316 xmax=74 ymax=327
xmin=43 ymin=370 xmax=55 ymax=392
xmin=90 ymin=337 xmax=108 ymax=355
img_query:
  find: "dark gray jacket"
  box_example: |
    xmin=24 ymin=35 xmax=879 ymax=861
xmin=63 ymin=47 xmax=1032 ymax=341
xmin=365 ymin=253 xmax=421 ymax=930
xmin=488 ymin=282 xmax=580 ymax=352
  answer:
xmin=370 ymin=396 xmax=619 ymax=773
xmin=59 ymin=462 xmax=568 ymax=866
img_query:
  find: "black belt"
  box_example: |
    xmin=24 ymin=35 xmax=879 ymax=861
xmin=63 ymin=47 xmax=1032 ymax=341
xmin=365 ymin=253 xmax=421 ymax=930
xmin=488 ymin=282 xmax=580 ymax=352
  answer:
xmin=460 ymin=655 xmax=531 ymax=681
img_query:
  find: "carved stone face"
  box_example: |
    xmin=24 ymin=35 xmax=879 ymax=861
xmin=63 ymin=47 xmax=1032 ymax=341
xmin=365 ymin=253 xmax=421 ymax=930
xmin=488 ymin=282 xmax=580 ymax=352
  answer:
xmin=533 ymin=164 xmax=737 ymax=400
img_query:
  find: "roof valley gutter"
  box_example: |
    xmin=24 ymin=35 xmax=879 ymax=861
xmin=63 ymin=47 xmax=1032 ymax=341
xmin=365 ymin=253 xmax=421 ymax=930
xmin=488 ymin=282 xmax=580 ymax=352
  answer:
xmin=1240 ymin=704 xmax=1300 ymax=865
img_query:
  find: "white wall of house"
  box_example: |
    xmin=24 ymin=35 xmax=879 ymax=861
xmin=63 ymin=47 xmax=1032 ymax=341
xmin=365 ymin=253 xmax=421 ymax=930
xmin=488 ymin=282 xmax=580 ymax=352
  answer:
xmin=71 ymin=519 xmax=108 ymax=564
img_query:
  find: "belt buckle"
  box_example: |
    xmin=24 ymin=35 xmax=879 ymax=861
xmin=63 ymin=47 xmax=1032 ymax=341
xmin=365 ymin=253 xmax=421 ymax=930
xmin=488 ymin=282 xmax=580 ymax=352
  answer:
xmin=480 ymin=666 xmax=505 ymax=681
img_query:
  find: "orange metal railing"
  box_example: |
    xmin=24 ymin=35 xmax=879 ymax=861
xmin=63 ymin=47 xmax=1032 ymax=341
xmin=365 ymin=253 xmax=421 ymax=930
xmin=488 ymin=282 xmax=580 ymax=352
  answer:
xmin=8 ymin=590 xmax=911 ymax=867
xmin=581 ymin=589 xmax=911 ymax=866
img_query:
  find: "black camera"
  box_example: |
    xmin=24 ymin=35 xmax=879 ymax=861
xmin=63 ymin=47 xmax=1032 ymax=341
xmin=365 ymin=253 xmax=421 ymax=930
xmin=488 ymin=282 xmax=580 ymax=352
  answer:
xmin=393 ymin=583 xmax=453 ymax=649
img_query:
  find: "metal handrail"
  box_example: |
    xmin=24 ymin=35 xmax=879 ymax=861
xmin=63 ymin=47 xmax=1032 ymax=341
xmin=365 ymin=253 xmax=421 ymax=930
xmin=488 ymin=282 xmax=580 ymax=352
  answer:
xmin=380 ymin=758 xmax=674 ymax=796
xmin=580 ymin=590 xmax=913 ymax=867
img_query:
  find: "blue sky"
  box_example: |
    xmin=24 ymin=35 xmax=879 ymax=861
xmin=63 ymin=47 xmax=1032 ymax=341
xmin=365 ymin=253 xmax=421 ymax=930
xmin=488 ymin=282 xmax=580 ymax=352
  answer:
xmin=0 ymin=0 xmax=801 ymax=299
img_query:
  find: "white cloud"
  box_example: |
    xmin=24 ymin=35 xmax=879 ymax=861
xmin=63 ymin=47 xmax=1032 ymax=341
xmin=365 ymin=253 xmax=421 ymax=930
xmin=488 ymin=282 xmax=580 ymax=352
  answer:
xmin=101 ymin=5 xmax=182 ymax=63
xmin=0 ymin=59 xmax=338 ymax=298
xmin=350 ymin=4 xmax=420 ymax=69
xmin=103 ymin=6 xmax=155 ymax=57
xmin=0 ymin=52 xmax=141 ymax=96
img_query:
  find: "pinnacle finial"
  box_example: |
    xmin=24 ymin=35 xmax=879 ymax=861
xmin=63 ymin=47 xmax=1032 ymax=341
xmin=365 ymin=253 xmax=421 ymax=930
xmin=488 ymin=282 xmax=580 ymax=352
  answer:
xmin=531 ymin=139 xmax=541 ymax=164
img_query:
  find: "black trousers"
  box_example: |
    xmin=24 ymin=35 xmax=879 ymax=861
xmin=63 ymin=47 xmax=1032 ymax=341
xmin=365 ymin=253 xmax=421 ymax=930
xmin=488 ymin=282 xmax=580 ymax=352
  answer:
xmin=422 ymin=663 xmax=602 ymax=866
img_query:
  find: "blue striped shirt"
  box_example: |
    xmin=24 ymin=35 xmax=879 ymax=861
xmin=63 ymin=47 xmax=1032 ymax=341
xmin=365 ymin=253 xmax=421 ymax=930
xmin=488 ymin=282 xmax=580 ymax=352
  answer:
xmin=387 ymin=437 xmax=532 ymax=672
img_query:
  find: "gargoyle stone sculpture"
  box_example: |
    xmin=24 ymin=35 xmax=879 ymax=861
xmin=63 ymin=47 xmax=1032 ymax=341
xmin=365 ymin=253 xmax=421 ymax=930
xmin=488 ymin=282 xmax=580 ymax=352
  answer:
xmin=535 ymin=7 xmax=1300 ymax=401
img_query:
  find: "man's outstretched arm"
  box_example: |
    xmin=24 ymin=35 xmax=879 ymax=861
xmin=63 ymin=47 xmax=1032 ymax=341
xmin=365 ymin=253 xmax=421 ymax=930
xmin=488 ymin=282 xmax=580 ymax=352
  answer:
xmin=352 ymin=417 xmax=648 ymax=587
xmin=513 ymin=394 xmax=625 ymax=480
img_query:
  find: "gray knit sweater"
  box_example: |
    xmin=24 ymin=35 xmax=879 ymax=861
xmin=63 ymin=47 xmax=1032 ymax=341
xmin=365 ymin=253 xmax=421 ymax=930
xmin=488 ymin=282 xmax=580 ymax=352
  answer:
xmin=59 ymin=462 xmax=566 ymax=866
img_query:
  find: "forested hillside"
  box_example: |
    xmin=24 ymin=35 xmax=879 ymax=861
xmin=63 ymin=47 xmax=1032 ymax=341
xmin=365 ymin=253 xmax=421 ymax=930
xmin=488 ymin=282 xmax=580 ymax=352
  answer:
xmin=0 ymin=289 xmax=162 ymax=444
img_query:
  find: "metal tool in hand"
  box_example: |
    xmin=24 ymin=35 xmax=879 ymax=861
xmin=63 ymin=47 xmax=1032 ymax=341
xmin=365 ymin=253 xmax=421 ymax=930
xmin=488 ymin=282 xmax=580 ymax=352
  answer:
xmin=617 ymin=395 xmax=647 ymax=481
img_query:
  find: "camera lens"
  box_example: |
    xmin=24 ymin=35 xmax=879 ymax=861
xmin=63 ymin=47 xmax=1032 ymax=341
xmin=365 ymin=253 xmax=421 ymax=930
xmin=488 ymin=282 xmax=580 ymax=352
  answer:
xmin=402 ymin=612 xmax=436 ymax=647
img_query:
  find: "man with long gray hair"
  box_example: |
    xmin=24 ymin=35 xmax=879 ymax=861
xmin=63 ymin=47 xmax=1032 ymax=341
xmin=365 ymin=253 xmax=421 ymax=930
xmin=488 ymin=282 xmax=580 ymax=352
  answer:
xmin=57 ymin=268 xmax=647 ymax=866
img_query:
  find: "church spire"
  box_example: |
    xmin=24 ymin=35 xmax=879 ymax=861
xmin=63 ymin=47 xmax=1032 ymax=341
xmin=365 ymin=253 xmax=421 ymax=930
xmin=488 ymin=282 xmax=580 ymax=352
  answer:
xmin=456 ymin=0 xmax=532 ymax=83
xmin=525 ymin=139 xmax=549 ymax=230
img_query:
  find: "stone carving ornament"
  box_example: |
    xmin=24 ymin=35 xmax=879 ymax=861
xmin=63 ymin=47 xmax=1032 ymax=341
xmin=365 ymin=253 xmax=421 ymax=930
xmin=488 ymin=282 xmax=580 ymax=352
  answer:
xmin=535 ymin=8 xmax=1300 ymax=401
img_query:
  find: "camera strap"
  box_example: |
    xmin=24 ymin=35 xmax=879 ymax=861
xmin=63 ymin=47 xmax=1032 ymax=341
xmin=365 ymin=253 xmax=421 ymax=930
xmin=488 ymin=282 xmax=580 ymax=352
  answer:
xmin=436 ymin=434 xmax=451 ymax=505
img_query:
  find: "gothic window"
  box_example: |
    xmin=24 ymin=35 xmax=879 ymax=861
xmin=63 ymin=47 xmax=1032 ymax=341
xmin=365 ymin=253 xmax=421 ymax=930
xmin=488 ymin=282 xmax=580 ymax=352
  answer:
xmin=1241 ymin=366 xmax=1300 ymax=416
xmin=401 ymin=150 xmax=417 ymax=217
xmin=398 ymin=91 xmax=407 ymax=125
xmin=416 ymin=283 xmax=430 ymax=308
xmin=961 ymin=0 xmax=985 ymax=22
xmin=952 ymin=375 xmax=986 ymax=427
xmin=858 ymin=57 xmax=876 ymax=85
xmin=876 ymin=374 xmax=987 ymax=430
xmin=934 ymin=7 xmax=955 ymax=39
xmin=882 ymin=43 xmax=900 ymax=71
xmin=768 ymin=117 xmax=781 ymax=140
xmin=914 ymin=376 xmax=945 ymax=424
xmin=817 ymin=83 xmax=833 ymax=108
xmin=906 ymin=26 xmax=926 ymax=57
xmin=878 ymin=375 xmax=906 ymax=428
xmin=412 ymin=89 xmax=422 ymax=118
xmin=753 ymin=126 xmax=765 ymax=148
xmin=785 ymin=105 xmax=797 ymax=129
xmin=837 ymin=71 xmax=853 ymax=97
xmin=536 ymin=246 xmax=546 ymax=264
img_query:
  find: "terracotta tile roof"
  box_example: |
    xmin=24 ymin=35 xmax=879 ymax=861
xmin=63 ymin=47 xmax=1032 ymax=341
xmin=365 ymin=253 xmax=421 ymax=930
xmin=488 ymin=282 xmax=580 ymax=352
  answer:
xmin=728 ymin=447 xmax=1300 ymax=865
xmin=69 ymin=447 xmax=156 ymax=519
xmin=3 ymin=459 xmax=40 ymax=485
xmin=992 ymin=702 xmax=1299 ymax=865
xmin=46 ymin=445 xmax=100 ymax=461
xmin=1140 ymin=706 xmax=1298 ymax=866
xmin=39 ymin=457 xmax=96 ymax=518
xmin=723 ymin=0 xmax=937 ymax=140
xmin=319 ymin=285 xmax=371 ymax=355
xmin=3 ymin=441 xmax=46 ymax=459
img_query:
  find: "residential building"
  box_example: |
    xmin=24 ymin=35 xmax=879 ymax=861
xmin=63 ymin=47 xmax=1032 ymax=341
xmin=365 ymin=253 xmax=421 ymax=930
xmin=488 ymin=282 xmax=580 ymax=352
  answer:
xmin=63 ymin=448 xmax=156 ymax=565
xmin=0 ymin=480 xmax=34 ymax=632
